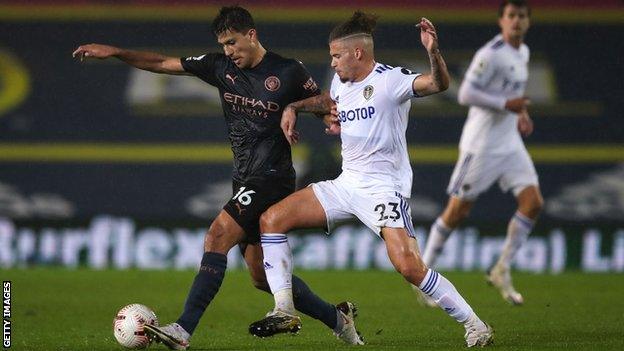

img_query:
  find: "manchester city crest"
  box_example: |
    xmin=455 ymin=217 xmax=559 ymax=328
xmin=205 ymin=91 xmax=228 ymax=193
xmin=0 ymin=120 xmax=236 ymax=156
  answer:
xmin=264 ymin=76 xmax=281 ymax=91
xmin=363 ymin=85 xmax=374 ymax=100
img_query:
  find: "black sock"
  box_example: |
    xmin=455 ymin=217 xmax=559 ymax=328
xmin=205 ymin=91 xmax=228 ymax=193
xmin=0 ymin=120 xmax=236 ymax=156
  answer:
xmin=176 ymin=252 xmax=227 ymax=335
xmin=292 ymin=275 xmax=338 ymax=329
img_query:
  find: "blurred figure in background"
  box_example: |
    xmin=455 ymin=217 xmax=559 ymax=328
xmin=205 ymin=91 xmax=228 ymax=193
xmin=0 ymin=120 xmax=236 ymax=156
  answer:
xmin=418 ymin=0 xmax=543 ymax=306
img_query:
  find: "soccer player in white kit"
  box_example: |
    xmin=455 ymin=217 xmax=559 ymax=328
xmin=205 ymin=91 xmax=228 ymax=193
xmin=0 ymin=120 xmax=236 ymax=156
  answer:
xmin=248 ymin=11 xmax=494 ymax=347
xmin=419 ymin=0 xmax=543 ymax=306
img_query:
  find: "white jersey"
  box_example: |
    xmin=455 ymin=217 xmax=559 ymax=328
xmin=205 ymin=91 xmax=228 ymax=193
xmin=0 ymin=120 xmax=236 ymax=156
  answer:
xmin=330 ymin=63 xmax=421 ymax=197
xmin=459 ymin=34 xmax=530 ymax=154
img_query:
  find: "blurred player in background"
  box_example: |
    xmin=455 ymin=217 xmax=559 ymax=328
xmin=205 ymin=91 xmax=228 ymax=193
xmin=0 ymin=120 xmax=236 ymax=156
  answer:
xmin=248 ymin=11 xmax=494 ymax=347
xmin=73 ymin=5 xmax=363 ymax=350
xmin=418 ymin=0 xmax=543 ymax=306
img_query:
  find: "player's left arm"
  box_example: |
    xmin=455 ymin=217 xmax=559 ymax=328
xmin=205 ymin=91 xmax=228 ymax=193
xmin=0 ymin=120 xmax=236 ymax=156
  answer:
xmin=290 ymin=61 xmax=340 ymax=138
xmin=412 ymin=18 xmax=450 ymax=96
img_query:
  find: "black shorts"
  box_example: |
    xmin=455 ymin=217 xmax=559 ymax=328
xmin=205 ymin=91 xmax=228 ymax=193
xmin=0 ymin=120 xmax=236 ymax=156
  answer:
xmin=223 ymin=177 xmax=295 ymax=244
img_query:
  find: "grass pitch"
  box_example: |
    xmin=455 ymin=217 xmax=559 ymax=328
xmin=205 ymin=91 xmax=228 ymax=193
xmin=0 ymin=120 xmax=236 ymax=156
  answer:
xmin=3 ymin=269 xmax=624 ymax=350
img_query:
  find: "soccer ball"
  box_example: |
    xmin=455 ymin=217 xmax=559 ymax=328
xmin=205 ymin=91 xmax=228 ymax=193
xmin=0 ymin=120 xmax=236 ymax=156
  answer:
xmin=113 ymin=304 xmax=159 ymax=349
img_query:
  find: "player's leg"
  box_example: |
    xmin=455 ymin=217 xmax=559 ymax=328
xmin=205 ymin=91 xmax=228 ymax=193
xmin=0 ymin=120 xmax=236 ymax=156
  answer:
xmin=422 ymin=196 xmax=474 ymax=267
xmin=421 ymin=152 xmax=487 ymax=269
xmin=176 ymin=210 xmax=244 ymax=332
xmin=258 ymin=186 xmax=328 ymax=315
xmin=498 ymin=185 xmax=543 ymax=269
xmin=145 ymin=210 xmax=244 ymax=350
xmin=241 ymin=242 xmax=343 ymax=334
xmin=488 ymin=151 xmax=542 ymax=304
xmin=248 ymin=187 xmax=328 ymax=335
xmin=418 ymin=152 xmax=507 ymax=306
xmin=383 ymin=228 xmax=493 ymax=347
xmin=416 ymin=197 xmax=472 ymax=307
xmin=250 ymin=185 xmax=363 ymax=343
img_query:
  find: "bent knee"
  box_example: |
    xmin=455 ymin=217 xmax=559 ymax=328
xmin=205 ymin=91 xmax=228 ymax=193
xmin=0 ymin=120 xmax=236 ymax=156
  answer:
xmin=521 ymin=193 xmax=544 ymax=219
xmin=259 ymin=208 xmax=287 ymax=233
xmin=204 ymin=224 xmax=230 ymax=253
xmin=531 ymin=195 xmax=544 ymax=214
xmin=455 ymin=206 xmax=472 ymax=221
xmin=394 ymin=257 xmax=428 ymax=283
xmin=443 ymin=203 xmax=472 ymax=226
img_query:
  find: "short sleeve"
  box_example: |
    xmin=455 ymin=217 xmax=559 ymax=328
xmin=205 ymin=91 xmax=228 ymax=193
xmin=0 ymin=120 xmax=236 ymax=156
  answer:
xmin=464 ymin=49 xmax=498 ymax=89
xmin=180 ymin=53 xmax=220 ymax=86
xmin=385 ymin=67 xmax=422 ymax=103
xmin=291 ymin=60 xmax=321 ymax=100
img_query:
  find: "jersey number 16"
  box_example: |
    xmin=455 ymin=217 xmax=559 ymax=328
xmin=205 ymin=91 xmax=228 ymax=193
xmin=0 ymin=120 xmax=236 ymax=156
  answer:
xmin=233 ymin=187 xmax=256 ymax=206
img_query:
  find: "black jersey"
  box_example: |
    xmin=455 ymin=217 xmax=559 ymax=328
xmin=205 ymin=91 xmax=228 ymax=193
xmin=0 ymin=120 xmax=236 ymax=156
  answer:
xmin=181 ymin=52 xmax=320 ymax=182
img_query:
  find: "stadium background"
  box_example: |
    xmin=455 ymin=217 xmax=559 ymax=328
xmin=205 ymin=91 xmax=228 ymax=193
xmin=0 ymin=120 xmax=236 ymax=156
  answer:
xmin=0 ymin=0 xmax=622 ymax=272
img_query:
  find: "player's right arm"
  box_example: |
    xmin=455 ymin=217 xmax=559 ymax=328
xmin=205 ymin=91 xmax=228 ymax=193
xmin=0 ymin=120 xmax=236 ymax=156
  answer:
xmin=458 ymin=48 xmax=528 ymax=113
xmin=458 ymin=81 xmax=529 ymax=113
xmin=72 ymin=44 xmax=190 ymax=75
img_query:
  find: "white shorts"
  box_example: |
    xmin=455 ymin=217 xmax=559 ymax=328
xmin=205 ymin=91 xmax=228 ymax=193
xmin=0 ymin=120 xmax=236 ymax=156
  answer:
xmin=447 ymin=148 xmax=539 ymax=201
xmin=311 ymin=175 xmax=416 ymax=237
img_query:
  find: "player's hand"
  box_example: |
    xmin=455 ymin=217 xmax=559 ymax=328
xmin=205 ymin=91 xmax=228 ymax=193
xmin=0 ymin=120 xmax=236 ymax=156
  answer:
xmin=505 ymin=97 xmax=531 ymax=113
xmin=281 ymin=105 xmax=299 ymax=145
xmin=517 ymin=109 xmax=534 ymax=137
xmin=417 ymin=17 xmax=439 ymax=53
xmin=72 ymin=44 xmax=120 ymax=61
xmin=323 ymin=104 xmax=341 ymax=135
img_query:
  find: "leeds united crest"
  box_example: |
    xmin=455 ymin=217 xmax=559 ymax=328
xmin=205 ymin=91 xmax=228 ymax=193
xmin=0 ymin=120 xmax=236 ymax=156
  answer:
xmin=363 ymin=85 xmax=374 ymax=100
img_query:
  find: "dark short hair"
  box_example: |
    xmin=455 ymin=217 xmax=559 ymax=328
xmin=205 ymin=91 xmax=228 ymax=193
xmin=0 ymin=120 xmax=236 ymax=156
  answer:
xmin=211 ymin=6 xmax=255 ymax=36
xmin=498 ymin=0 xmax=531 ymax=17
xmin=328 ymin=11 xmax=378 ymax=43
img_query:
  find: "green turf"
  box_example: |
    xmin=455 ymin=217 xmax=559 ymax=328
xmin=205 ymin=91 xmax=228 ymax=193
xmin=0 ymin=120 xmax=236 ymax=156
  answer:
xmin=3 ymin=269 xmax=624 ymax=350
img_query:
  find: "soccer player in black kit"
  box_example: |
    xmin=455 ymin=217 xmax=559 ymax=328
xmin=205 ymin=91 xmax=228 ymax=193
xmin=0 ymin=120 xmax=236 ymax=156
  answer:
xmin=73 ymin=6 xmax=363 ymax=350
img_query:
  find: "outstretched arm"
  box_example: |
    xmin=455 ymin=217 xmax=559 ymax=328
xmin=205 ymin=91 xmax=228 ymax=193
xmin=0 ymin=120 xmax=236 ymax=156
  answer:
xmin=412 ymin=18 xmax=450 ymax=96
xmin=72 ymin=44 xmax=189 ymax=75
xmin=281 ymin=92 xmax=335 ymax=144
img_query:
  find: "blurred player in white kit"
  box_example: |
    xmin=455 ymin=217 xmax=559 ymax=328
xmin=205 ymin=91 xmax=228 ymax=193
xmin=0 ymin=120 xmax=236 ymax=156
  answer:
xmin=418 ymin=0 xmax=543 ymax=306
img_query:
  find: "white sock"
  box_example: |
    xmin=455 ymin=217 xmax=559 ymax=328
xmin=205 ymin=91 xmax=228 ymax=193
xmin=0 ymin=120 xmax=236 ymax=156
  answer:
xmin=422 ymin=217 xmax=454 ymax=267
xmin=419 ymin=269 xmax=473 ymax=323
xmin=497 ymin=211 xmax=534 ymax=269
xmin=464 ymin=311 xmax=486 ymax=330
xmin=261 ymin=233 xmax=295 ymax=314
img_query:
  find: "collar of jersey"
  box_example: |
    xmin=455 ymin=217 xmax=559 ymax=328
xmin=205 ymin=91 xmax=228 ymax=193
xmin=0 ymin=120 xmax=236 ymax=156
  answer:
xmin=493 ymin=33 xmax=523 ymax=53
xmin=248 ymin=51 xmax=273 ymax=71
xmin=345 ymin=62 xmax=379 ymax=87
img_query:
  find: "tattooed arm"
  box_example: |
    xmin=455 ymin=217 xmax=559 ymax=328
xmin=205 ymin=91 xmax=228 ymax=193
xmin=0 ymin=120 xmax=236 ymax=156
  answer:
xmin=286 ymin=91 xmax=334 ymax=114
xmin=281 ymin=91 xmax=336 ymax=144
xmin=412 ymin=18 xmax=450 ymax=96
